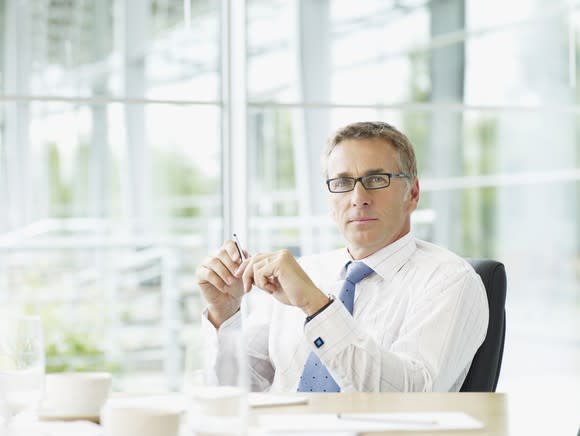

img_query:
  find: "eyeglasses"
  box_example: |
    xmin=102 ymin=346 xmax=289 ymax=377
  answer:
xmin=326 ymin=172 xmax=410 ymax=193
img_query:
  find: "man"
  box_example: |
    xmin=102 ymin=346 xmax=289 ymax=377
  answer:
xmin=195 ymin=121 xmax=488 ymax=392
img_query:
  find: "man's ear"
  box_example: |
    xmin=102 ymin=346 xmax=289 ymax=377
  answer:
xmin=406 ymin=178 xmax=420 ymax=212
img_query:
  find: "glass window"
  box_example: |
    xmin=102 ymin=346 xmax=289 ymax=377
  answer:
xmin=246 ymin=0 xmax=580 ymax=401
xmin=1 ymin=0 xmax=222 ymax=391
xmin=1 ymin=1 xmax=220 ymax=101
xmin=2 ymin=0 xmax=578 ymax=397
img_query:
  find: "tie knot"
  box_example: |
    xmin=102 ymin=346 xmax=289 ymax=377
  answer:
xmin=345 ymin=261 xmax=374 ymax=285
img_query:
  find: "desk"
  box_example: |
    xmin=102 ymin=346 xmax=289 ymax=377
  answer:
xmin=252 ymin=392 xmax=507 ymax=436
xmin=28 ymin=391 xmax=579 ymax=435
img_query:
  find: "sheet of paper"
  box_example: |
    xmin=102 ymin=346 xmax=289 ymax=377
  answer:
xmin=259 ymin=412 xmax=484 ymax=432
xmin=108 ymin=392 xmax=309 ymax=410
xmin=11 ymin=420 xmax=102 ymax=436
xmin=260 ymin=432 xmax=357 ymax=436
xmin=249 ymin=393 xmax=309 ymax=408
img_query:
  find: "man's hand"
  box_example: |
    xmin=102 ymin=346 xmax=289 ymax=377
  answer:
xmin=235 ymin=249 xmax=329 ymax=316
xmin=195 ymin=240 xmax=249 ymax=328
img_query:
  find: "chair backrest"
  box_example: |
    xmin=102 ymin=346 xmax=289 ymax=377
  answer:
xmin=460 ymin=259 xmax=507 ymax=392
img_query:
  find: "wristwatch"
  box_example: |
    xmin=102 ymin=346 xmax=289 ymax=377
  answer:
xmin=305 ymin=294 xmax=335 ymax=324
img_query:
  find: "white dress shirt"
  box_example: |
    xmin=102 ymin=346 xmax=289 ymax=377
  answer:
xmin=201 ymin=233 xmax=489 ymax=392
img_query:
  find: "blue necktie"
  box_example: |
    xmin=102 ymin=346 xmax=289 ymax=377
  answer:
xmin=297 ymin=261 xmax=375 ymax=392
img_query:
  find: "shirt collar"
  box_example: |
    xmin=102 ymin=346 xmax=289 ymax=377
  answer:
xmin=335 ymin=232 xmax=416 ymax=282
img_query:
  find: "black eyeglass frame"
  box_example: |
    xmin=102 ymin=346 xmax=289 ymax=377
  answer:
xmin=325 ymin=172 xmax=410 ymax=193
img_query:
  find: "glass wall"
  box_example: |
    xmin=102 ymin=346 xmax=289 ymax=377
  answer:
xmin=0 ymin=0 xmax=222 ymax=390
xmin=245 ymin=0 xmax=580 ymax=401
xmin=1 ymin=0 xmax=578 ymax=396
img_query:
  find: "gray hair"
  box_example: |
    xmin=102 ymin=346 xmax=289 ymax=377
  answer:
xmin=322 ymin=121 xmax=418 ymax=182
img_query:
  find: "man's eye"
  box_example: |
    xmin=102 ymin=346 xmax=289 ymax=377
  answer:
xmin=367 ymin=175 xmax=386 ymax=184
xmin=334 ymin=178 xmax=350 ymax=187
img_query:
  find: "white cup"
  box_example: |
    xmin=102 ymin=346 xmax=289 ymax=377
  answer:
xmin=183 ymin=329 xmax=248 ymax=436
xmin=42 ymin=372 xmax=112 ymax=418
xmin=101 ymin=400 xmax=182 ymax=436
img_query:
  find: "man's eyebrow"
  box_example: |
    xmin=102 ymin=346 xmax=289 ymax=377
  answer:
xmin=333 ymin=169 xmax=387 ymax=177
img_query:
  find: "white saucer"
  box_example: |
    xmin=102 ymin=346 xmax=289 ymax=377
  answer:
xmin=38 ymin=408 xmax=100 ymax=423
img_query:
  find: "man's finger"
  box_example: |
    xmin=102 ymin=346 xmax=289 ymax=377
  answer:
xmin=197 ymin=265 xmax=229 ymax=293
xmin=234 ymin=258 xmax=251 ymax=278
xmin=205 ymin=256 xmax=236 ymax=287
xmin=253 ymin=258 xmax=279 ymax=291
xmin=216 ymin=244 xmax=242 ymax=273
xmin=242 ymin=253 xmax=267 ymax=292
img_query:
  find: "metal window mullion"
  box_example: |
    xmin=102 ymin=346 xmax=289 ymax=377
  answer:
xmin=221 ymin=0 xmax=247 ymax=244
xmin=123 ymin=0 xmax=151 ymax=237
xmin=3 ymin=0 xmax=32 ymax=230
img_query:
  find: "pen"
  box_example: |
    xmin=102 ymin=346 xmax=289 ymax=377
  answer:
xmin=336 ymin=413 xmax=438 ymax=426
xmin=233 ymin=233 xmax=246 ymax=261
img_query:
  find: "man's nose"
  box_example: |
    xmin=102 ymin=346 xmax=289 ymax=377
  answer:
xmin=350 ymin=181 xmax=371 ymax=206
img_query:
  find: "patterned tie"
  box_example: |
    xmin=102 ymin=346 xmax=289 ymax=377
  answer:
xmin=297 ymin=261 xmax=375 ymax=392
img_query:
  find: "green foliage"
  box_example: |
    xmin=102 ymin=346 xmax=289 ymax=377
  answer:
xmin=24 ymin=304 xmax=121 ymax=374
xmin=45 ymin=331 xmax=120 ymax=374
xmin=462 ymin=117 xmax=498 ymax=257
xmin=152 ymin=147 xmax=218 ymax=218
xmin=403 ymin=49 xmax=431 ymax=175
xmin=46 ymin=139 xmax=217 ymax=219
xmin=274 ymin=111 xmax=296 ymax=190
xmin=47 ymin=142 xmax=73 ymax=215
xmin=249 ymin=110 xmax=297 ymax=217
xmin=46 ymin=141 xmax=91 ymax=217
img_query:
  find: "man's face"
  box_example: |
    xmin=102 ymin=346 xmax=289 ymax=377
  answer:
xmin=326 ymin=137 xmax=420 ymax=259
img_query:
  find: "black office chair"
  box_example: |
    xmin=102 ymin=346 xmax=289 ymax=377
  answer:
xmin=460 ymin=259 xmax=507 ymax=392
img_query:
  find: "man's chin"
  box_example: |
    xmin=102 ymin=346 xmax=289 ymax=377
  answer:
xmin=346 ymin=231 xmax=379 ymax=247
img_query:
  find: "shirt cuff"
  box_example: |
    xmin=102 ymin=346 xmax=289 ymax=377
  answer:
xmin=200 ymin=307 xmax=243 ymax=384
xmin=302 ymin=300 xmax=358 ymax=361
xmin=200 ymin=307 xmax=242 ymax=359
xmin=201 ymin=306 xmax=242 ymax=332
